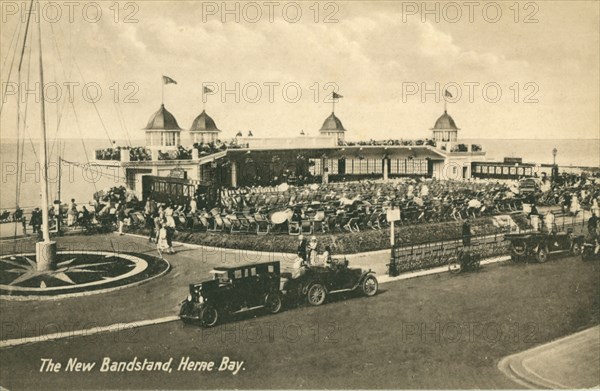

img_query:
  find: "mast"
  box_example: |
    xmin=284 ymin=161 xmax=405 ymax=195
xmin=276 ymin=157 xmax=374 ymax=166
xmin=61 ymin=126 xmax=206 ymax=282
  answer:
xmin=35 ymin=1 xmax=57 ymax=270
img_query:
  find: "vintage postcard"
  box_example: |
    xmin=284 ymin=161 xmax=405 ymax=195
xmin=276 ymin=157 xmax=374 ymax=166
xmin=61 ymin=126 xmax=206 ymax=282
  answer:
xmin=0 ymin=0 xmax=598 ymax=389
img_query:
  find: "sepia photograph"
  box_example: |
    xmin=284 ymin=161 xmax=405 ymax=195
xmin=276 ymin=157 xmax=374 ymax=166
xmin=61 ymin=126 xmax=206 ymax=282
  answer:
xmin=0 ymin=0 xmax=599 ymax=389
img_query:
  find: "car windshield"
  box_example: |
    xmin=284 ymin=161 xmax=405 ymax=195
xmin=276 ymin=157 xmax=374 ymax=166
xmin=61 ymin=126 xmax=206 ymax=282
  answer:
xmin=210 ymin=270 xmax=229 ymax=284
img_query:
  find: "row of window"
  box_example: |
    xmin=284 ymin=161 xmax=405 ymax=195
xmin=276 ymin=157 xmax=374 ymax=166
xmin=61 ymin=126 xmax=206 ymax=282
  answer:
xmin=309 ymin=158 xmax=429 ymax=175
xmin=145 ymin=132 xmax=180 ymax=146
xmin=152 ymin=181 xmax=195 ymax=197
xmin=474 ymin=165 xmax=533 ymax=176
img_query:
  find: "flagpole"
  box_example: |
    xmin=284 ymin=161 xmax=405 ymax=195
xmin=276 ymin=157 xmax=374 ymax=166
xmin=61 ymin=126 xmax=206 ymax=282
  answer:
xmin=161 ymin=77 xmax=164 ymax=105
xmin=332 ymin=93 xmax=335 ymax=114
xmin=203 ymin=92 xmax=206 ymax=112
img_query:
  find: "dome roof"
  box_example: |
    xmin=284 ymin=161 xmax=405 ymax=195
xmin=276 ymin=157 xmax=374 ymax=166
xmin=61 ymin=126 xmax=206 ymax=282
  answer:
xmin=320 ymin=112 xmax=346 ymax=132
xmin=190 ymin=110 xmax=220 ymax=132
xmin=145 ymin=104 xmax=182 ymax=130
xmin=432 ymin=110 xmax=458 ymax=130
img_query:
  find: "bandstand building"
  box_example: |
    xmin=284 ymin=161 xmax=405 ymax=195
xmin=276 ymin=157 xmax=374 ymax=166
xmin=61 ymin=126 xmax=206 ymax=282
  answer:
xmin=93 ymin=102 xmax=487 ymax=204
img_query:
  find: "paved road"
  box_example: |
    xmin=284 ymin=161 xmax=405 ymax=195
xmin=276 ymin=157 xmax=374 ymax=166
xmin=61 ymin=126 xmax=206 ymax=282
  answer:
xmin=1 ymin=244 xmax=598 ymax=389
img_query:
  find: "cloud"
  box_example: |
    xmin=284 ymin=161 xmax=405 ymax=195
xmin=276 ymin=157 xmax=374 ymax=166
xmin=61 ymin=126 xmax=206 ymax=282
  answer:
xmin=0 ymin=2 xmax=597 ymax=142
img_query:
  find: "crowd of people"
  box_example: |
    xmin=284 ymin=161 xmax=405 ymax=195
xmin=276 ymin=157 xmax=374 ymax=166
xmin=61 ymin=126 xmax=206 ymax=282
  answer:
xmin=95 ymin=146 xmax=152 ymax=161
xmin=95 ymin=140 xmax=248 ymax=162
xmin=338 ymin=138 xmax=437 ymax=147
xmin=5 ymin=172 xmax=598 ymax=253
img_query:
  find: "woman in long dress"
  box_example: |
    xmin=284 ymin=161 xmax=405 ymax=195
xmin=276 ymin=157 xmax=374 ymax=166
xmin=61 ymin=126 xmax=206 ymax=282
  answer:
xmin=570 ymin=194 xmax=581 ymax=216
xmin=156 ymin=223 xmax=169 ymax=259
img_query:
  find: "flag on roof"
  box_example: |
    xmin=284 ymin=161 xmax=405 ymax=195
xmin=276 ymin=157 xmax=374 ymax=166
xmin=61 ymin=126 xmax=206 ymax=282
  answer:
xmin=162 ymin=75 xmax=177 ymax=85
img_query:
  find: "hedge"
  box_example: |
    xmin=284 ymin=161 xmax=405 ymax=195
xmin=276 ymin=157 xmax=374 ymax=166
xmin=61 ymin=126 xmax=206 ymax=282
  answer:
xmin=129 ymin=213 xmax=528 ymax=255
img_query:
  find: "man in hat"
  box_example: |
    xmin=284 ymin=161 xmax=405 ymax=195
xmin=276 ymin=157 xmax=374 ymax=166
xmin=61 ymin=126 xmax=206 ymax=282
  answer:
xmin=297 ymin=235 xmax=307 ymax=263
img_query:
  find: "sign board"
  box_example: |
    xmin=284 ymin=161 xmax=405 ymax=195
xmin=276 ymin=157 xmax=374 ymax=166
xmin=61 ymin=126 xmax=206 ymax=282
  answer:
xmin=386 ymin=208 xmax=400 ymax=222
xmin=169 ymin=168 xmax=187 ymax=179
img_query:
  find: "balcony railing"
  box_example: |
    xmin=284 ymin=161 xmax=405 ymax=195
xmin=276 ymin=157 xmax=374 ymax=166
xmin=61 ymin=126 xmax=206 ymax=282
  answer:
xmin=339 ymin=139 xmax=437 ymax=147
xmin=95 ymin=141 xmax=248 ymax=162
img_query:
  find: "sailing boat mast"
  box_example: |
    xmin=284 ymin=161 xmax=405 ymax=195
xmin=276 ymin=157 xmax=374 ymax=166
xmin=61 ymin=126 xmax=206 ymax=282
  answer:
xmin=35 ymin=0 xmax=57 ymax=270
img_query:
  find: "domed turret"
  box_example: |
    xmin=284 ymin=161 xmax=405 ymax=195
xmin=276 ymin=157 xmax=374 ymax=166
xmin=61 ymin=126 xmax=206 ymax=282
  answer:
xmin=430 ymin=110 xmax=459 ymax=144
xmin=144 ymin=104 xmax=182 ymax=149
xmin=145 ymin=104 xmax=182 ymax=130
xmin=319 ymin=112 xmax=346 ymax=143
xmin=320 ymin=112 xmax=346 ymax=132
xmin=190 ymin=110 xmax=221 ymax=144
xmin=432 ymin=110 xmax=458 ymax=130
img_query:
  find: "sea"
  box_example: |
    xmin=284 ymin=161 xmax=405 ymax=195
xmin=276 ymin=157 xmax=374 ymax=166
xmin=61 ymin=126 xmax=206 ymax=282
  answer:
xmin=0 ymin=138 xmax=598 ymax=210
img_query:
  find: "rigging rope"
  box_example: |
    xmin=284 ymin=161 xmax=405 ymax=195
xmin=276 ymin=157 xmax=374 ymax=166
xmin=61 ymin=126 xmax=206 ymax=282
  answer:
xmin=102 ymin=49 xmax=133 ymax=148
xmin=54 ymin=21 xmax=116 ymax=149
xmin=0 ymin=17 xmax=24 ymax=118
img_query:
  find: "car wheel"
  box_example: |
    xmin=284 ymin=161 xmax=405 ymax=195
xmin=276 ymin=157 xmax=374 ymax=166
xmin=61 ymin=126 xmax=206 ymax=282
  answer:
xmin=448 ymin=258 xmax=462 ymax=274
xmin=536 ymin=247 xmax=548 ymax=263
xmin=265 ymin=292 xmax=283 ymax=314
xmin=362 ymin=275 xmax=378 ymax=296
xmin=199 ymin=306 xmax=219 ymax=327
xmin=512 ymin=241 xmax=527 ymax=257
xmin=571 ymin=242 xmax=582 ymax=256
xmin=179 ymin=300 xmax=195 ymax=318
xmin=307 ymin=283 xmax=326 ymax=306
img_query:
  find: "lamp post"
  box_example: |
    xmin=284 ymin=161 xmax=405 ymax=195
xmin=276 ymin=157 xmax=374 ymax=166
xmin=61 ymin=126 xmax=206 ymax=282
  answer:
xmin=552 ymin=148 xmax=558 ymax=180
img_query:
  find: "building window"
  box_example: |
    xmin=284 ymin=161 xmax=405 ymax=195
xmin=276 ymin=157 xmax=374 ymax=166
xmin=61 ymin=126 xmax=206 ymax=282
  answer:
xmin=368 ymin=159 xmax=382 ymax=174
xmin=164 ymin=132 xmax=176 ymax=146
xmin=326 ymin=159 xmax=338 ymax=175
xmin=309 ymin=159 xmax=322 ymax=175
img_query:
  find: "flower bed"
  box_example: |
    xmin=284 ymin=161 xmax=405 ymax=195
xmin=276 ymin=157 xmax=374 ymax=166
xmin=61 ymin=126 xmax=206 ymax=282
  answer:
xmin=129 ymin=214 xmax=528 ymax=255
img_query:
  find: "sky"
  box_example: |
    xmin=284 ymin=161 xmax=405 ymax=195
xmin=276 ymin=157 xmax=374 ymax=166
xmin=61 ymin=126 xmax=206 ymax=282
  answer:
xmin=0 ymin=0 xmax=599 ymax=144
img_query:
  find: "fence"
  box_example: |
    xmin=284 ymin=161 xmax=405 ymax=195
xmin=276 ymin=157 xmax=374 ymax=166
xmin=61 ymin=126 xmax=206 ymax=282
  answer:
xmin=389 ymin=232 xmax=509 ymax=275
xmin=388 ymin=211 xmax=592 ymax=275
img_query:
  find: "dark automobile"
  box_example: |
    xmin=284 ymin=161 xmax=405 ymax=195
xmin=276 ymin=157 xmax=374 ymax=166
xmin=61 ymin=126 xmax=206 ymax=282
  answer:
xmin=179 ymin=261 xmax=284 ymax=327
xmin=281 ymin=258 xmax=378 ymax=306
xmin=519 ymin=178 xmax=540 ymax=195
xmin=505 ymin=228 xmax=584 ymax=262
xmin=582 ymin=236 xmax=600 ymax=261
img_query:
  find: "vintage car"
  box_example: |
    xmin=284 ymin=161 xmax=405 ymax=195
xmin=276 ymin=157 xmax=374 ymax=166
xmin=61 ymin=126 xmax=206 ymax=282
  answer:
xmin=582 ymin=236 xmax=600 ymax=261
xmin=281 ymin=258 xmax=378 ymax=306
xmin=505 ymin=229 xmax=584 ymax=262
xmin=179 ymin=261 xmax=284 ymax=327
xmin=519 ymin=178 xmax=541 ymax=195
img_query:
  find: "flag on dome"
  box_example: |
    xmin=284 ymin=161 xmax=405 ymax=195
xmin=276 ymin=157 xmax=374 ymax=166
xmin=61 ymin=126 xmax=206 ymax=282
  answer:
xmin=444 ymin=89 xmax=453 ymax=98
xmin=162 ymin=75 xmax=177 ymax=85
xmin=332 ymin=92 xmax=343 ymax=99
xmin=203 ymin=86 xmax=214 ymax=94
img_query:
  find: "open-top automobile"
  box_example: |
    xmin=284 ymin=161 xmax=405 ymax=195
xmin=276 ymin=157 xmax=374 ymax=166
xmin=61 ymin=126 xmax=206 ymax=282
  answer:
xmin=505 ymin=228 xmax=584 ymax=262
xmin=281 ymin=258 xmax=378 ymax=306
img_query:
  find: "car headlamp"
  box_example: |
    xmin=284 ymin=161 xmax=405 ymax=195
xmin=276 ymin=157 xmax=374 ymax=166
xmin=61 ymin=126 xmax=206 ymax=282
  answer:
xmin=199 ymin=296 xmax=204 ymax=304
xmin=186 ymin=294 xmax=192 ymax=302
